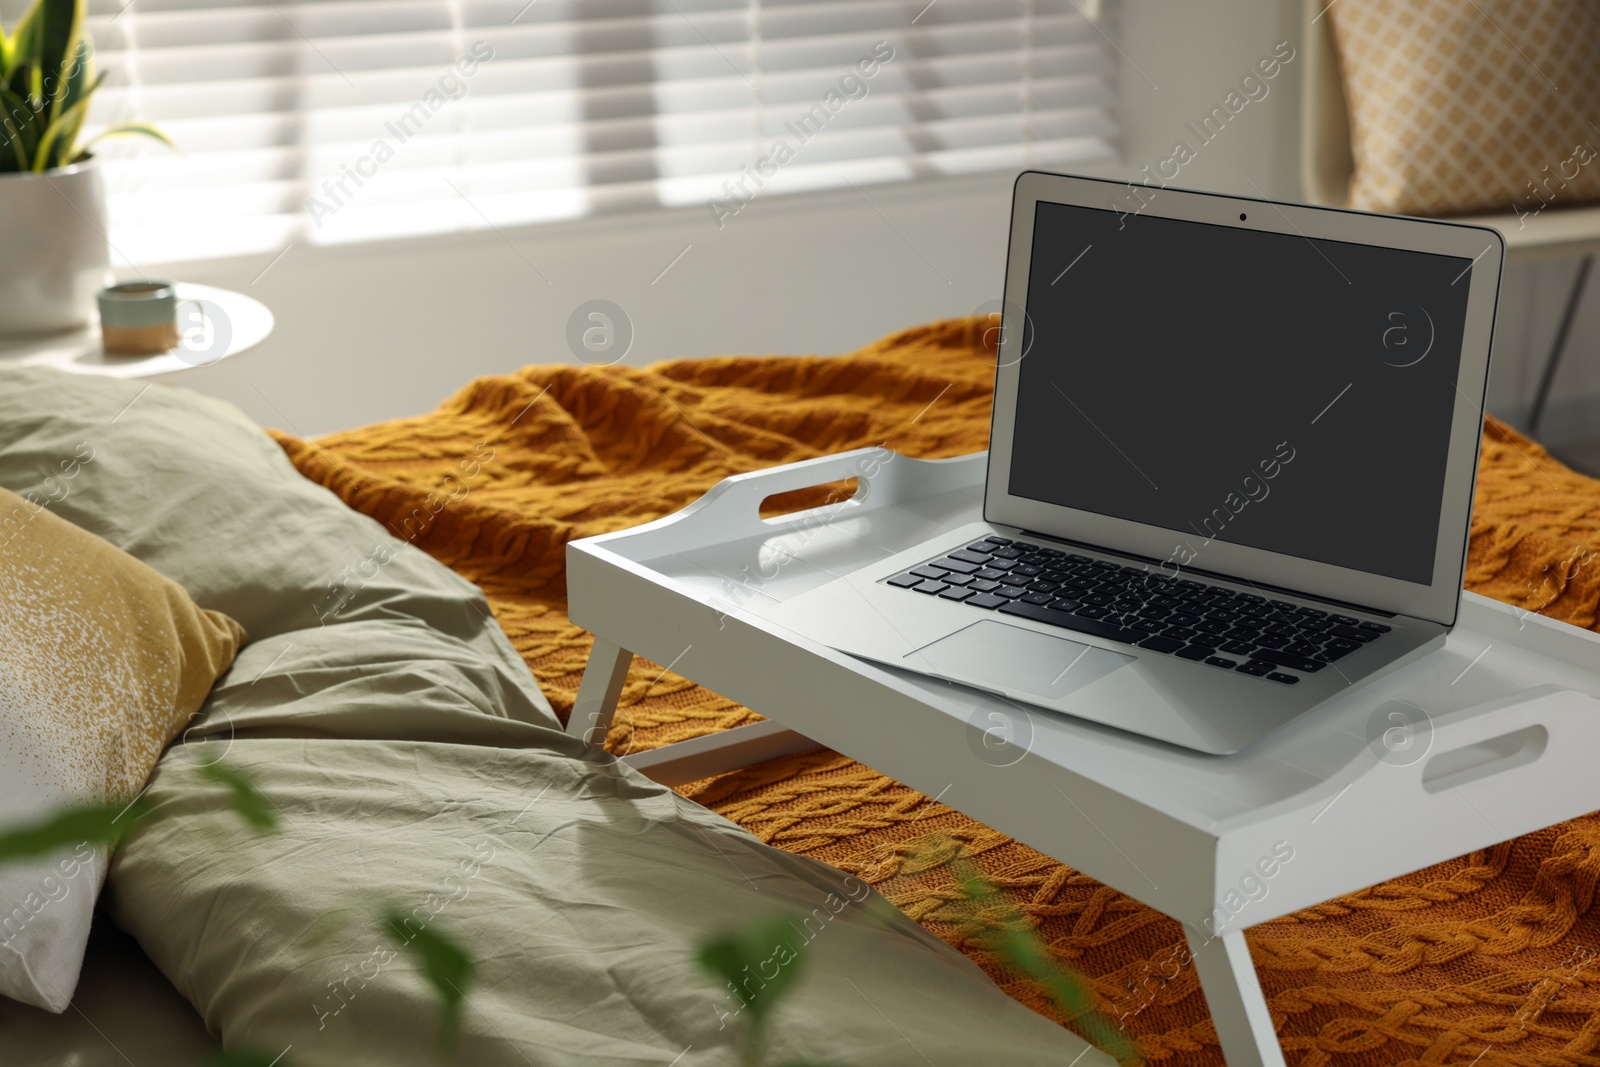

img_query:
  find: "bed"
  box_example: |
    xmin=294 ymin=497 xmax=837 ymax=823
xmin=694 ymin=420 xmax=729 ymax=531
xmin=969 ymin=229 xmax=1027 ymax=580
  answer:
xmin=4 ymin=317 xmax=1600 ymax=1066
xmin=0 ymin=349 xmax=1100 ymax=1067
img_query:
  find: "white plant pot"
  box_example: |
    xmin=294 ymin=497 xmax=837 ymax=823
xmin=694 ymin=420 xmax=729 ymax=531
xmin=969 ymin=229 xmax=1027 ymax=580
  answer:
xmin=0 ymin=158 xmax=112 ymax=335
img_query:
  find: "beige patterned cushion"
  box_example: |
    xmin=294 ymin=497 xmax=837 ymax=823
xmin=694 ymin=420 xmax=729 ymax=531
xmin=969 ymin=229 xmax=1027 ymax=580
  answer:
xmin=1331 ymin=0 xmax=1600 ymax=218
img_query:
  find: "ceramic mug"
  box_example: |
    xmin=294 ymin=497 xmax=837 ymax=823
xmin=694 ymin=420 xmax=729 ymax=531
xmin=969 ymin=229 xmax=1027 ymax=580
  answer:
xmin=97 ymin=280 xmax=180 ymax=355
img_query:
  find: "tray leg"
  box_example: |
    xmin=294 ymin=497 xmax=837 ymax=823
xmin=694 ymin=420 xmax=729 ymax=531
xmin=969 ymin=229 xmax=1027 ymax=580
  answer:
xmin=623 ymin=720 xmax=820 ymax=786
xmin=569 ymin=637 xmax=632 ymax=745
xmin=1185 ymin=927 xmax=1285 ymax=1067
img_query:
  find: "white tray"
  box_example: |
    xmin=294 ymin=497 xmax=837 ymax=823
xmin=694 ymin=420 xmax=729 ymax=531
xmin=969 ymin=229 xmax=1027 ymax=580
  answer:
xmin=566 ymin=447 xmax=1600 ymax=1067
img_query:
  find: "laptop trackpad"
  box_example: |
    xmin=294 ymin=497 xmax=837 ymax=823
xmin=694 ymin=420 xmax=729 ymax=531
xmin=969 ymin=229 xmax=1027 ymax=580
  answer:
xmin=907 ymin=620 xmax=1137 ymax=699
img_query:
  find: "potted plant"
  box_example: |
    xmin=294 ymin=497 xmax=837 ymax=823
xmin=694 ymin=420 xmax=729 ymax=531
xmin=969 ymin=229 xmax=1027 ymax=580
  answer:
xmin=0 ymin=0 xmax=170 ymax=334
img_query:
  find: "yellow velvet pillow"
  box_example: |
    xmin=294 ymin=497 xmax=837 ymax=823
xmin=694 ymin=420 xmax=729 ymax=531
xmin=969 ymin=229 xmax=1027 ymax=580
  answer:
xmin=1332 ymin=0 xmax=1600 ymax=218
xmin=1 ymin=484 xmax=246 ymax=1012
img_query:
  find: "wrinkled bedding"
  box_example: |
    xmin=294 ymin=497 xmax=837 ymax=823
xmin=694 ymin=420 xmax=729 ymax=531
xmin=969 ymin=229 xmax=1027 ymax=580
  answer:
xmin=0 ymin=364 xmax=1104 ymax=1066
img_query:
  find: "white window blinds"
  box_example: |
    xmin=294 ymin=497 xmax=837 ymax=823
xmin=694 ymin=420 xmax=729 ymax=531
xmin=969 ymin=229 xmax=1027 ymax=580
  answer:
xmin=71 ymin=0 xmax=1120 ymax=263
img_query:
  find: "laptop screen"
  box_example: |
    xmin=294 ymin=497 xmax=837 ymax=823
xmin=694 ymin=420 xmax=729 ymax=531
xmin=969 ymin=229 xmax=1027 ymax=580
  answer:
xmin=1008 ymin=199 xmax=1475 ymax=586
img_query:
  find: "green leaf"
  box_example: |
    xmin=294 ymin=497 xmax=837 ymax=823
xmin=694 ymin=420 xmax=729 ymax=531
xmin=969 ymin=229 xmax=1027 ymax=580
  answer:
xmin=5 ymin=58 xmax=37 ymax=112
xmin=0 ymin=27 xmax=13 ymax=79
xmin=299 ymin=905 xmax=356 ymax=949
xmin=9 ymin=3 xmax=39 ymax=68
xmin=78 ymin=119 xmax=175 ymax=159
xmin=0 ymin=798 xmax=149 ymax=864
xmin=697 ymin=914 xmax=808 ymax=1067
xmin=695 ymin=912 xmax=807 ymax=1028
xmin=58 ymin=35 xmax=88 ymax=112
xmin=33 ymin=67 xmax=101 ymax=170
xmin=34 ymin=104 xmax=75 ymax=169
xmin=197 ymin=762 xmax=279 ymax=833
xmin=36 ymin=0 xmax=82 ymax=123
xmin=0 ymin=767 xmax=278 ymax=870
xmin=384 ymin=912 xmax=475 ymax=1054
xmin=953 ymin=863 xmax=1142 ymax=1065
xmin=0 ymin=98 xmax=32 ymax=170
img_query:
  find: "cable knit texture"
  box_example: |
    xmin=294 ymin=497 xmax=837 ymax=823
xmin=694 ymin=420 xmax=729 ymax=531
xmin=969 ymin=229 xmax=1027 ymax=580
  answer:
xmin=273 ymin=318 xmax=1600 ymax=1067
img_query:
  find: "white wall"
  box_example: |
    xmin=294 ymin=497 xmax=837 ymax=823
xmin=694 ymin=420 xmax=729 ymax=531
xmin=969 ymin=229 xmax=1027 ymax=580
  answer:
xmin=152 ymin=0 xmax=1599 ymax=459
xmin=156 ymin=173 xmax=1034 ymax=437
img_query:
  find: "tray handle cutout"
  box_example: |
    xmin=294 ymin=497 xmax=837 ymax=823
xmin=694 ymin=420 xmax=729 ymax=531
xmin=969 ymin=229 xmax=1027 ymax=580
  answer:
xmin=1421 ymin=723 xmax=1547 ymax=794
xmin=704 ymin=448 xmax=892 ymax=538
xmin=761 ymin=477 xmax=859 ymax=521
xmin=627 ymin=448 xmax=985 ymax=545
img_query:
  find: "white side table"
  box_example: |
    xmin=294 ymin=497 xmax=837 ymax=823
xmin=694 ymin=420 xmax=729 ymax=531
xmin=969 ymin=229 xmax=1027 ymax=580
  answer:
xmin=565 ymin=447 xmax=1600 ymax=1067
xmin=0 ymin=283 xmax=272 ymax=379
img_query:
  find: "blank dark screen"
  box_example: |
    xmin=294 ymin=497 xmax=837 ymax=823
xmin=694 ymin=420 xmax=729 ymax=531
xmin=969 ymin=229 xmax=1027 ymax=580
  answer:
xmin=1007 ymin=200 xmax=1474 ymax=585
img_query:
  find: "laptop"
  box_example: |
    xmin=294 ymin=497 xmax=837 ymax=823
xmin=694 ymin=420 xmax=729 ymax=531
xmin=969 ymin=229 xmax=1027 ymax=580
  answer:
xmin=760 ymin=171 xmax=1505 ymax=755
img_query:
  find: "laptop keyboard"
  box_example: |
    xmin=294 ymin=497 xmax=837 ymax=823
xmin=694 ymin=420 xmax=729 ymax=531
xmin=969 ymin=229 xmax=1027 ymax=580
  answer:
xmin=886 ymin=535 xmax=1392 ymax=684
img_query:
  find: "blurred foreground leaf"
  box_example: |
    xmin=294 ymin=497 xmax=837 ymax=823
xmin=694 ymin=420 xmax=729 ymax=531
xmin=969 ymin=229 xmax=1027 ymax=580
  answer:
xmin=696 ymin=912 xmax=806 ymax=1029
xmin=385 ymin=912 xmax=475 ymax=1055
xmin=0 ymin=764 xmax=277 ymax=871
xmin=0 ymin=798 xmax=150 ymax=862
xmin=952 ymin=860 xmax=1142 ymax=1066
xmin=299 ymin=904 xmax=356 ymax=948
xmin=198 ymin=762 xmax=279 ymax=833
xmin=696 ymin=913 xmax=814 ymax=1067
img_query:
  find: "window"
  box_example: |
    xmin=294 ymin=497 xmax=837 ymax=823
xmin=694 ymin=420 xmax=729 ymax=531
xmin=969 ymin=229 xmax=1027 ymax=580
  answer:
xmin=77 ymin=0 xmax=1121 ymax=262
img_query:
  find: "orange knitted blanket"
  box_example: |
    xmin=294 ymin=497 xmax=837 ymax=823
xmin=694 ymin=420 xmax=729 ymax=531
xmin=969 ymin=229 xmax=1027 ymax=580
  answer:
xmin=272 ymin=319 xmax=1600 ymax=1067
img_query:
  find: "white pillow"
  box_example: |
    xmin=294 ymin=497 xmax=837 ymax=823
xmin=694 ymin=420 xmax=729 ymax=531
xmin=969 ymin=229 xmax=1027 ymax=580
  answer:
xmin=0 ymin=833 xmax=104 ymax=1012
